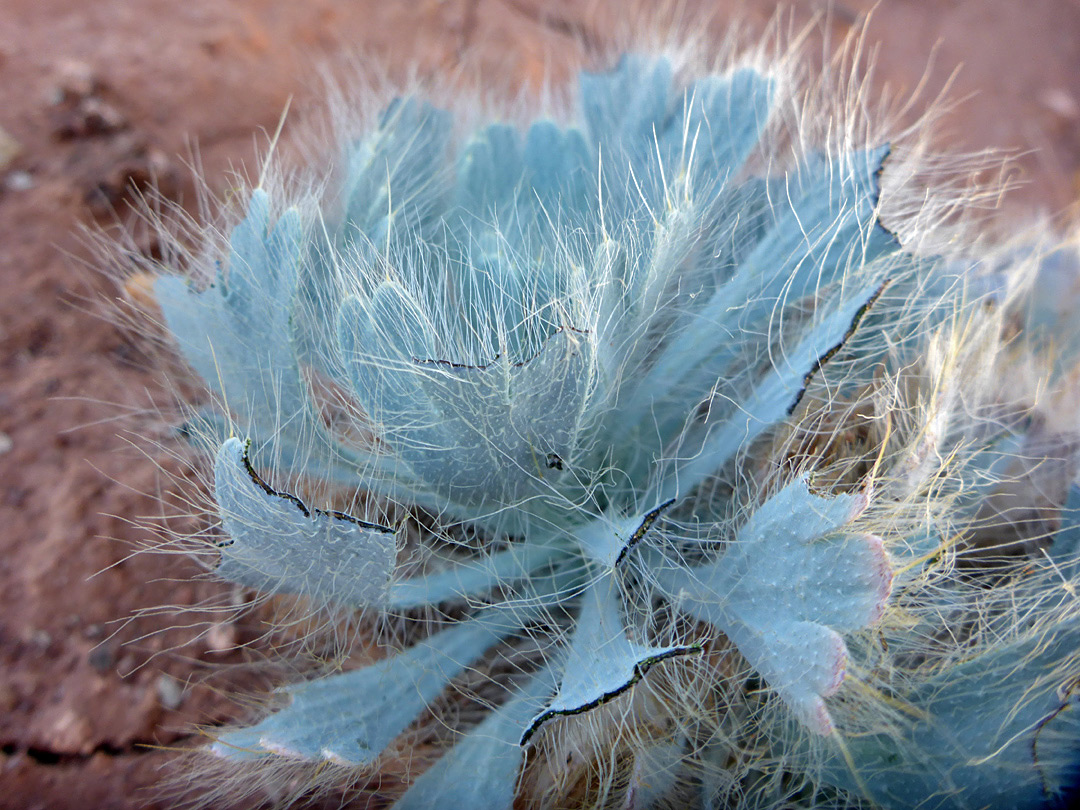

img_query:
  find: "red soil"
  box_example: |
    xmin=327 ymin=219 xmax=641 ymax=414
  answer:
xmin=1 ymin=1 xmax=1077 ymax=807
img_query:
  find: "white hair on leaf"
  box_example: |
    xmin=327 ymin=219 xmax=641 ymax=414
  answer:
xmin=104 ymin=14 xmax=1080 ymax=810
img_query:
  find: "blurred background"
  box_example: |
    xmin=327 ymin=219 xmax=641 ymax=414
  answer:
xmin=2 ymin=1 xmax=1079 ymax=807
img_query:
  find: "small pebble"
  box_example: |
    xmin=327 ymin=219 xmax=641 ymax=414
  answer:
xmin=88 ymin=643 xmax=115 ymax=673
xmin=1039 ymin=87 xmax=1080 ymax=120
xmin=30 ymin=630 xmax=52 ymax=649
xmin=205 ymin=622 xmax=237 ymax=652
xmin=0 ymin=126 xmax=21 ymax=170
xmin=156 ymin=674 xmax=184 ymax=710
xmin=3 ymin=171 xmax=33 ymax=192
xmin=50 ymin=58 xmax=97 ymax=102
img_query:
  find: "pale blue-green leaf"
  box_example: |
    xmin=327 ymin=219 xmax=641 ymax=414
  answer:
xmin=581 ymin=55 xmax=674 ymax=222
xmin=391 ymin=664 xmax=557 ymax=810
xmin=590 ymin=238 xmax=630 ymax=341
xmin=523 ymin=119 xmax=593 ymax=212
xmin=388 ymin=540 xmax=567 ymax=610
xmin=655 ymin=477 xmax=891 ymax=734
xmin=1019 ymin=243 xmax=1080 ymax=372
xmin=412 ymin=328 xmax=593 ymax=508
xmin=522 ymin=575 xmax=699 ymax=743
xmin=336 ymin=288 xmax=446 ymax=478
xmin=447 ymin=121 xmax=528 ymax=330
xmin=580 ymin=54 xmax=672 ymax=159
xmin=728 ymin=145 xmax=896 ymax=308
xmin=449 ymin=120 xmax=591 ymax=304
xmin=224 ymin=188 xmax=303 ymax=306
xmin=340 ymin=309 xmax=593 ymax=513
xmin=178 ymin=406 xmax=391 ymax=488
xmin=449 ymin=227 xmax=528 ymax=342
xmin=657 ymin=68 xmax=776 ymax=192
xmin=156 ymin=192 xmax=301 ymax=432
xmin=156 ymin=192 xmax=366 ymax=479
xmin=659 ymin=281 xmax=884 ymax=500
xmin=600 ymin=181 xmax=776 ymax=457
xmin=623 ymin=146 xmax=897 ymax=442
xmin=1035 ymin=687 xmax=1080 ymax=804
xmin=342 ymin=97 xmax=452 ymax=245
xmin=818 ymin=622 xmax=1080 ymax=809
xmin=360 ymin=279 xmax=441 ymax=361
xmin=213 ymin=438 xmax=396 ymax=606
xmin=455 ymin=122 xmax=522 ymax=214
xmin=571 ymin=499 xmax=675 ymax=569
xmin=212 ymin=605 xmax=540 ymax=765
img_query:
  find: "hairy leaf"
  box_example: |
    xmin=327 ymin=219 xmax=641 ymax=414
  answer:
xmin=213 ymin=437 xmax=397 ymax=606
xmin=212 ymin=605 xmax=543 ymax=765
xmin=392 ymin=665 xmax=557 ymax=810
xmin=522 ymin=575 xmax=699 ymax=743
xmin=656 ymin=477 xmax=890 ymax=733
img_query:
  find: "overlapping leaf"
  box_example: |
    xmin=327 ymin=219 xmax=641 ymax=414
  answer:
xmin=212 ymin=604 xmax=545 ymax=765
xmin=656 ymin=477 xmax=891 ymax=733
xmin=522 ymin=576 xmax=699 ymax=743
xmin=151 ymin=52 xmax=1005 ymax=805
xmin=213 ymin=437 xmax=397 ymax=606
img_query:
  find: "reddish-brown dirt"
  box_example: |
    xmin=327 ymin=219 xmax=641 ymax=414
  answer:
xmin=2 ymin=1 xmax=1078 ymax=808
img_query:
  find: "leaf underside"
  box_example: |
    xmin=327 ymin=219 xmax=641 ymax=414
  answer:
xmin=522 ymin=575 xmax=700 ymax=744
xmin=213 ymin=437 xmax=396 ymax=607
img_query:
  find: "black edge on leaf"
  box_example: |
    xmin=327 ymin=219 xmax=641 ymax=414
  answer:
xmin=786 ymin=279 xmax=892 ymax=417
xmin=236 ymin=438 xmax=394 ymax=532
xmin=616 ymin=498 xmax=678 ymax=566
xmin=518 ymin=644 xmax=702 ymax=746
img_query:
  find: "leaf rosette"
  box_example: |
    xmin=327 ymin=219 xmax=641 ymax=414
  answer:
xmin=145 ymin=52 xmax=1080 ymax=809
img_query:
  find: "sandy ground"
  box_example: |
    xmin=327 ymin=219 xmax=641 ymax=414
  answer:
xmin=1 ymin=1 xmax=1079 ymax=807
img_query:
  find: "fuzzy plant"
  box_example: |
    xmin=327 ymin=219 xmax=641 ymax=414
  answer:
xmin=124 ymin=41 xmax=1080 ymax=810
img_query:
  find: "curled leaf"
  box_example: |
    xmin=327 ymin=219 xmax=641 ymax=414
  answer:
xmin=213 ymin=437 xmax=397 ymax=607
